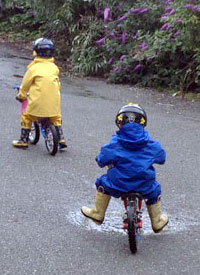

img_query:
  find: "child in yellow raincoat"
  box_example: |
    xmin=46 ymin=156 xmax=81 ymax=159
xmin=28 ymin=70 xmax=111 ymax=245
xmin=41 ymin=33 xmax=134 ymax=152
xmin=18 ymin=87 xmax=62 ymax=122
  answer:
xmin=12 ymin=38 xmax=67 ymax=149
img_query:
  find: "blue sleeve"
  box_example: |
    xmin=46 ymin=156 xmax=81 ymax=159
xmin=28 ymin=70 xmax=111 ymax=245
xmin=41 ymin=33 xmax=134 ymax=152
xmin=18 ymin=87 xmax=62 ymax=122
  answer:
xmin=154 ymin=145 xmax=166 ymax=164
xmin=96 ymin=135 xmax=118 ymax=168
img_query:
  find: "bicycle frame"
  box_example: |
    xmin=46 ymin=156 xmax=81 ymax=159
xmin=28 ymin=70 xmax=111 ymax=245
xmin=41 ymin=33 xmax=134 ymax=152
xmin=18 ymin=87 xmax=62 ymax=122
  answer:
xmin=38 ymin=118 xmax=52 ymax=138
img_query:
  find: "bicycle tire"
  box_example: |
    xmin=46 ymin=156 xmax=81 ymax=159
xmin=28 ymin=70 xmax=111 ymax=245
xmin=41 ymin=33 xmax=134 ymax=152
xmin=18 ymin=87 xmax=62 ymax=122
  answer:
xmin=127 ymin=205 xmax=137 ymax=254
xmin=29 ymin=122 xmax=40 ymax=145
xmin=45 ymin=124 xmax=58 ymax=156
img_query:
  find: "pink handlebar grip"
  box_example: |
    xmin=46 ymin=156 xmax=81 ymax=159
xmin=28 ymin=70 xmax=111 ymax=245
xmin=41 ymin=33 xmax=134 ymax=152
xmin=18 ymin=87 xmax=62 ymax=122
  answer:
xmin=21 ymin=99 xmax=28 ymax=114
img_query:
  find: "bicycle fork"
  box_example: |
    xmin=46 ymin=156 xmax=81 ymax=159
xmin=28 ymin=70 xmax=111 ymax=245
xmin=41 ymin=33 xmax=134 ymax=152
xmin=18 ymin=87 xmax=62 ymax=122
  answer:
xmin=122 ymin=197 xmax=143 ymax=231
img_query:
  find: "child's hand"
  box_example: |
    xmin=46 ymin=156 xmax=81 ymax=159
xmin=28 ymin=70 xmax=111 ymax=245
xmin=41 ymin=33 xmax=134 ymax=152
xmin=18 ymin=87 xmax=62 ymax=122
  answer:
xmin=107 ymin=164 xmax=114 ymax=169
xmin=16 ymin=95 xmax=24 ymax=103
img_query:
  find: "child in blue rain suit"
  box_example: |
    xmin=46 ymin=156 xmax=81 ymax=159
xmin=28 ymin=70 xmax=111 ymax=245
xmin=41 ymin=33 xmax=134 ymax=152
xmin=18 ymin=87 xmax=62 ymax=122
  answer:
xmin=81 ymin=103 xmax=169 ymax=233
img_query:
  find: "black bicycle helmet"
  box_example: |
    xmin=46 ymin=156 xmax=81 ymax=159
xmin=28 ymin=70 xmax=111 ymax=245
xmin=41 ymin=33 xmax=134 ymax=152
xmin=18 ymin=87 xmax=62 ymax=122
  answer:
xmin=115 ymin=103 xmax=147 ymax=128
xmin=33 ymin=37 xmax=54 ymax=57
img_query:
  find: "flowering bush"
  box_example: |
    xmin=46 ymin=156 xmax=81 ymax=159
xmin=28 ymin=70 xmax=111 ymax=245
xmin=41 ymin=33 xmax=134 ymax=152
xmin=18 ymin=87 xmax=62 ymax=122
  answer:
xmin=153 ymin=0 xmax=200 ymax=91
xmin=1 ymin=0 xmax=200 ymax=92
xmin=92 ymin=0 xmax=200 ymax=92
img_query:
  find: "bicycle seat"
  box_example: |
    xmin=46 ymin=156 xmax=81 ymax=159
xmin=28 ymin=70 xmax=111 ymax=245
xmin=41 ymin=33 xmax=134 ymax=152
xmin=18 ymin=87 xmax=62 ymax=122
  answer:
xmin=121 ymin=192 xmax=143 ymax=200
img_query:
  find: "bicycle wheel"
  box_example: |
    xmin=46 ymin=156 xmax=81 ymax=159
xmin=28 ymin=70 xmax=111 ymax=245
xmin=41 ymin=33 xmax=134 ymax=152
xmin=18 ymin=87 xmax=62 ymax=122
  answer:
xmin=45 ymin=124 xmax=58 ymax=156
xmin=29 ymin=122 xmax=40 ymax=145
xmin=127 ymin=205 xmax=137 ymax=254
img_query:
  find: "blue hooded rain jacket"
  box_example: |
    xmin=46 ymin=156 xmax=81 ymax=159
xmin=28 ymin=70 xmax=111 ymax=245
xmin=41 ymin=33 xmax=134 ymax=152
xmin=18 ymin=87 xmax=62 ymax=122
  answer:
xmin=95 ymin=123 xmax=166 ymax=197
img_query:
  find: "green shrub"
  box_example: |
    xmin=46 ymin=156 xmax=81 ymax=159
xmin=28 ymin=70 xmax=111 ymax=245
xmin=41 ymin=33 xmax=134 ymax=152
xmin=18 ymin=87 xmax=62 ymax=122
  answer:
xmin=1 ymin=0 xmax=200 ymax=93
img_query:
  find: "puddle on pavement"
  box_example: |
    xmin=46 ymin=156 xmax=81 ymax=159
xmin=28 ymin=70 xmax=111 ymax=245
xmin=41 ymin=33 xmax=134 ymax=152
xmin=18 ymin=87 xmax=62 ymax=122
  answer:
xmin=67 ymin=201 xmax=199 ymax=235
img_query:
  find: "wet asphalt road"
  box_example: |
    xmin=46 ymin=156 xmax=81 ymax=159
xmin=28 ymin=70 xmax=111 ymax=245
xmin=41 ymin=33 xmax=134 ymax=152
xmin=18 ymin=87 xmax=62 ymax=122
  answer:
xmin=0 ymin=42 xmax=200 ymax=275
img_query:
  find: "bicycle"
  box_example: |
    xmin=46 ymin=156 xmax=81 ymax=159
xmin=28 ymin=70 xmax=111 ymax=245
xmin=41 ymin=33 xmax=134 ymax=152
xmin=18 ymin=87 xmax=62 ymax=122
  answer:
xmin=13 ymin=86 xmax=59 ymax=156
xmin=121 ymin=192 xmax=143 ymax=254
xmin=29 ymin=118 xmax=59 ymax=156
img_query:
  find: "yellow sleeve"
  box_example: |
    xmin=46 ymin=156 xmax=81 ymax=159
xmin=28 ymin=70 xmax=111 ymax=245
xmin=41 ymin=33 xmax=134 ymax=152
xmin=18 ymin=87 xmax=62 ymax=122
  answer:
xmin=58 ymin=78 xmax=61 ymax=90
xmin=18 ymin=69 xmax=34 ymax=100
xmin=56 ymin=65 xmax=61 ymax=90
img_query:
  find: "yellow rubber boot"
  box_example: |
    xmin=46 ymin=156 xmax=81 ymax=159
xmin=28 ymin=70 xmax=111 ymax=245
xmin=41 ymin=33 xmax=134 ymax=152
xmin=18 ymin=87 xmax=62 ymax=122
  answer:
xmin=55 ymin=126 xmax=67 ymax=149
xmin=146 ymin=199 xmax=169 ymax=233
xmin=12 ymin=128 xmax=30 ymax=148
xmin=12 ymin=140 xmax=28 ymax=148
xmin=81 ymin=191 xmax=111 ymax=225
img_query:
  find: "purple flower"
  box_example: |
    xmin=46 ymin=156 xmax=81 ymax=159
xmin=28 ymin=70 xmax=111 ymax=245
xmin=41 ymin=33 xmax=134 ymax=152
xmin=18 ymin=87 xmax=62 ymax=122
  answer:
xmin=116 ymin=36 xmax=122 ymax=41
xmin=165 ymin=23 xmax=172 ymax=30
xmin=110 ymin=32 xmax=115 ymax=39
xmin=113 ymin=66 xmax=119 ymax=73
xmin=163 ymin=1 xmax=169 ymax=6
xmin=120 ymin=55 xmax=126 ymax=61
xmin=114 ymin=4 xmax=124 ymax=10
xmin=162 ymin=8 xmax=176 ymax=18
xmin=174 ymin=31 xmax=181 ymax=37
xmin=176 ymin=19 xmax=182 ymax=24
xmin=139 ymin=8 xmax=150 ymax=14
xmin=160 ymin=23 xmax=172 ymax=31
xmin=131 ymin=34 xmax=137 ymax=39
xmin=133 ymin=64 xmax=142 ymax=72
xmin=104 ymin=8 xmax=110 ymax=22
xmin=118 ymin=15 xmax=128 ymax=22
xmin=192 ymin=5 xmax=200 ymax=12
xmin=147 ymin=56 xmax=153 ymax=61
xmin=168 ymin=8 xmax=176 ymax=15
xmin=121 ymin=32 xmax=126 ymax=44
xmin=183 ymin=4 xmax=192 ymax=8
xmin=130 ymin=8 xmax=141 ymax=14
xmin=108 ymin=58 xmax=114 ymax=64
xmin=139 ymin=42 xmax=148 ymax=50
xmin=95 ymin=37 xmax=105 ymax=45
xmin=161 ymin=14 xmax=168 ymax=19
xmin=164 ymin=7 xmax=173 ymax=13
xmin=156 ymin=50 xmax=161 ymax=56
xmin=160 ymin=23 xmax=168 ymax=30
xmin=163 ymin=0 xmax=174 ymax=6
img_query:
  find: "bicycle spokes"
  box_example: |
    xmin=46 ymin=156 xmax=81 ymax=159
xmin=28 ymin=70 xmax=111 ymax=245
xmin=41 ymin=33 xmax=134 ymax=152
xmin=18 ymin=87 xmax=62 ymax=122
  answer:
xmin=46 ymin=129 xmax=54 ymax=149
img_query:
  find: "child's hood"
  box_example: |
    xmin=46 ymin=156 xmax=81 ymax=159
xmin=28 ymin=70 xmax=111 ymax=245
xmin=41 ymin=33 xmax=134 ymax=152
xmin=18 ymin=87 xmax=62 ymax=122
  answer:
xmin=116 ymin=123 xmax=149 ymax=149
xmin=27 ymin=56 xmax=55 ymax=69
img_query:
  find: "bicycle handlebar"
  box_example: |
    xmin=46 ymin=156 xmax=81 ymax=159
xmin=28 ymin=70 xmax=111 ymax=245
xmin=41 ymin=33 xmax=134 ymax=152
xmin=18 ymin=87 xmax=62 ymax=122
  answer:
xmin=13 ymin=85 xmax=20 ymax=91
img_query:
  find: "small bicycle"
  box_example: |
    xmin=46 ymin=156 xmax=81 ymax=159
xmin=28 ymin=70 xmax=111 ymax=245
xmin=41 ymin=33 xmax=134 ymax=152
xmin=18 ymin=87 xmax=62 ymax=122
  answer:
xmin=29 ymin=118 xmax=59 ymax=156
xmin=13 ymin=86 xmax=59 ymax=156
xmin=121 ymin=192 xmax=143 ymax=254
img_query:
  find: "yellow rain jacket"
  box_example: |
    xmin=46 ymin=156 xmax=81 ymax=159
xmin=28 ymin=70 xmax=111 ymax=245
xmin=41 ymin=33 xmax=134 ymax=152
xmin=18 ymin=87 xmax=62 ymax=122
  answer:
xmin=18 ymin=57 xmax=61 ymax=117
